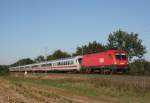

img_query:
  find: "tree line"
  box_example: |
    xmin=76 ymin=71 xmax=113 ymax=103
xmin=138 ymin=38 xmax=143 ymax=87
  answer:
xmin=0 ymin=65 xmax=9 ymax=76
xmin=1 ymin=29 xmax=149 ymax=75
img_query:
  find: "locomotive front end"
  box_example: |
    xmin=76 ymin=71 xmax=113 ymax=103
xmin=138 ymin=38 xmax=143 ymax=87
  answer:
xmin=113 ymin=50 xmax=129 ymax=73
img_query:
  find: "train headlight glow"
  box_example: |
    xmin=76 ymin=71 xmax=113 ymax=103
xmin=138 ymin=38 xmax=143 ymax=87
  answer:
xmin=120 ymin=62 xmax=125 ymax=65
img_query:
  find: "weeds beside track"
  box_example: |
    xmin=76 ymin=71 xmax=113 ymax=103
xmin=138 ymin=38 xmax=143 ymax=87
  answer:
xmin=1 ymin=73 xmax=150 ymax=103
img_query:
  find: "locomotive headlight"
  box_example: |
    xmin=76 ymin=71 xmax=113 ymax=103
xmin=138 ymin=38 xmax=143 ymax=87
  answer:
xmin=120 ymin=62 xmax=125 ymax=65
xmin=114 ymin=62 xmax=117 ymax=65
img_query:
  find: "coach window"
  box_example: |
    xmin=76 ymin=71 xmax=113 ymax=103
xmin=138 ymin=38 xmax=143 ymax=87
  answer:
xmin=53 ymin=63 xmax=56 ymax=66
xmin=48 ymin=63 xmax=52 ymax=66
xmin=57 ymin=62 xmax=61 ymax=65
xmin=16 ymin=67 xmax=19 ymax=70
xmin=41 ymin=64 xmax=47 ymax=67
xmin=70 ymin=61 xmax=73 ymax=65
xmin=25 ymin=66 xmax=29 ymax=68
xmin=52 ymin=63 xmax=54 ymax=66
xmin=71 ymin=61 xmax=74 ymax=65
xmin=32 ymin=65 xmax=38 ymax=68
xmin=41 ymin=64 xmax=44 ymax=67
xmin=68 ymin=61 xmax=70 ymax=65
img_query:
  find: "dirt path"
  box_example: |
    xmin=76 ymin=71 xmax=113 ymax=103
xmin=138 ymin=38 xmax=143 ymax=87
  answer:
xmin=0 ymin=77 xmax=122 ymax=103
xmin=40 ymin=86 xmax=121 ymax=103
xmin=0 ymin=78 xmax=39 ymax=103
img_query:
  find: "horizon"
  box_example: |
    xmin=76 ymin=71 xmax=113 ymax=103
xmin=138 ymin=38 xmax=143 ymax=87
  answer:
xmin=0 ymin=0 xmax=150 ymax=65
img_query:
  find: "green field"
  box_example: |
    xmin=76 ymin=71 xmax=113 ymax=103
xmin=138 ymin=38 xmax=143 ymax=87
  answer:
xmin=0 ymin=73 xmax=150 ymax=103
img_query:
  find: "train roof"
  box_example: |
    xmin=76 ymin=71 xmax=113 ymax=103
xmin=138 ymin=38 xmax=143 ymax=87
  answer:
xmin=83 ymin=50 xmax=127 ymax=56
xmin=10 ymin=55 xmax=82 ymax=68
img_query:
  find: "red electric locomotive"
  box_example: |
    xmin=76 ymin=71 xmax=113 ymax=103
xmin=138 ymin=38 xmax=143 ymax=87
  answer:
xmin=81 ymin=50 xmax=129 ymax=73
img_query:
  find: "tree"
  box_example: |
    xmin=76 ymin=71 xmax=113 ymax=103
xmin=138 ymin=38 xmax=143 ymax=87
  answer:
xmin=74 ymin=41 xmax=106 ymax=56
xmin=107 ymin=30 xmax=146 ymax=60
xmin=129 ymin=59 xmax=150 ymax=75
xmin=34 ymin=55 xmax=45 ymax=63
xmin=11 ymin=58 xmax=35 ymax=66
xmin=47 ymin=49 xmax=71 ymax=60
xmin=0 ymin=65 xmax=9 ymax=76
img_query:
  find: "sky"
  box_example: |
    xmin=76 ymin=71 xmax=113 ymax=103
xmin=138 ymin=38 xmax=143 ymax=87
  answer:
xmin=0 ymin=0 xmax=150 ymax=65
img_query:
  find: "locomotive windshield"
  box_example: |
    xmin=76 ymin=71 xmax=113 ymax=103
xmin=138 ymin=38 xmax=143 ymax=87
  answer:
xmin=121 ymin=53 xmax=127 ymax=60
xmin=115 ymin=53 xmax=127 ymax=60
xmin=115 ymin=53 xmax=121 ymax=60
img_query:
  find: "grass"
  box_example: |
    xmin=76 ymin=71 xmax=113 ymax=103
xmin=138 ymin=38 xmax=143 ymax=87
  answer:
xmin=3 ymin=73 xmax=150 ymax=103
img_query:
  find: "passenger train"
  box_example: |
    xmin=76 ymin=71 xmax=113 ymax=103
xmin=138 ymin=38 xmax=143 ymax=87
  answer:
xmin=9 ymin=50 xmax=129 ymax=74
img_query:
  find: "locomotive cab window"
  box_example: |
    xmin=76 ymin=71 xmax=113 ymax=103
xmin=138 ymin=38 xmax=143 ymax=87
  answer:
xmin=115 ymin=53 xmax=127 ymax=60
xmin=121 ymin=53 xmax=127 ymax=60
xmin=115 ymin=53 xmax=121 ymax=60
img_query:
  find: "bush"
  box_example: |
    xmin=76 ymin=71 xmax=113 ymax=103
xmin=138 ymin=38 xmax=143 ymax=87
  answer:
xmin=0 ymin=65 xmax=9 ymax=76
xmin=129 ymin=59 xmax=150 ymax=75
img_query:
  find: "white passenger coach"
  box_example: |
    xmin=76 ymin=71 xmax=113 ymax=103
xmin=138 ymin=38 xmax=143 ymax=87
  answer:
xmin=9 ymin=56 xmax=83 ymax=72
